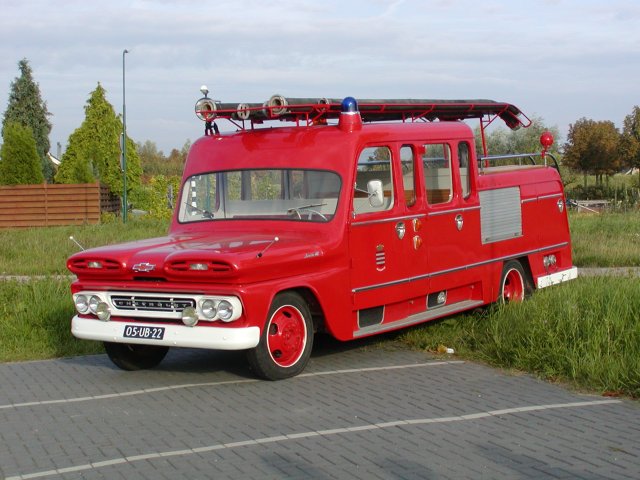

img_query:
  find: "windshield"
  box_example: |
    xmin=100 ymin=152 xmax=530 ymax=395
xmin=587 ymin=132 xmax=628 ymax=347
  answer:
xmin=178 ymin=169 xmax=342 ymax=223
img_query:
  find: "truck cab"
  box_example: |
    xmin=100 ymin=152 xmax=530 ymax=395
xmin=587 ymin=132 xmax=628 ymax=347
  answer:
xmin=68 ymin=95 xmax=577 ymax=379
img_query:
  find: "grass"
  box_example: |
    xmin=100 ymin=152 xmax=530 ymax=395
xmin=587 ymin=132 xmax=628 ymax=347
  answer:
xmin=0 ymin=278 xmax=103 ymax=362
xmin=401 ymin=277 xmax=640 ymax=398
xmin=0 ymin=217 xmax=169 ymax=275
xmin=569 ymin=211 xmax=640 ymax=267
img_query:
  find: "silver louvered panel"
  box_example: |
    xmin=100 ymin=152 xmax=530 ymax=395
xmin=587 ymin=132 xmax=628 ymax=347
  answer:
xmin=479 ymin=187 xmax=522 ymax=244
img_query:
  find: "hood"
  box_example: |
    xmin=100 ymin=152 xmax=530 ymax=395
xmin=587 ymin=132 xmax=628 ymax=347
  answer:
xmin=67 ymin=230 xmax=327 ymax=284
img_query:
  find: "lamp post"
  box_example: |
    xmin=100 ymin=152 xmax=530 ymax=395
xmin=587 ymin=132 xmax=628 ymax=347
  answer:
xmin=122 ymin=48 xmax=129 ymax=223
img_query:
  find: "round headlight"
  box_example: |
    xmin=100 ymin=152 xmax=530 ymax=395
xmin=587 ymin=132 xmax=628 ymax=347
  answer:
xmin=75 ymin=294 xmax=89 ymax=314
xmin=96 ymin=302 xmax=111 ymax=322
xmin=89 ymin=295 xmax=101 ymax=313
xmin=182 ymin=306 xmax=199 ymax=327
xmin=217 ymin=300 xmax=234 ymax=322
xmin=201 ymin=299 xmax=217 ymax=320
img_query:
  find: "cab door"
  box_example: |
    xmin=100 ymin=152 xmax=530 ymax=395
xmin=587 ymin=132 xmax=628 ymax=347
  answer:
xmin=423 ymin=140 xmax=484 ymax=306
xmin=349 ymin=144 xmax=424 ymax=334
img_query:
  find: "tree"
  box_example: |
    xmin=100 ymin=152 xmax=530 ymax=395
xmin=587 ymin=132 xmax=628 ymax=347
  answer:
xmin=0 ymin=122 xmax=44 ymax=185
xmin=620 ymin=106 xmax=640 ymax=176
xmin=137 ymin=139 xmax=188 ymax=179
xmin=54 ymin=129 xmax=95 ymax=184
xmin=56 ymin=83 xmax=141 ymax=198
xmin=563 ymin=118 xmax=621 ymax=185
xmin=475 ymin=116 xmax=561 ymax=157
xmin=1 ymin=59 xmax=53 ymax=182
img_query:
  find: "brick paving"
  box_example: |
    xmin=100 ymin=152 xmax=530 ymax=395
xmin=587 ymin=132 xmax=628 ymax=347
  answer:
xmin=0 ymin=340 xmax=638 ymax=479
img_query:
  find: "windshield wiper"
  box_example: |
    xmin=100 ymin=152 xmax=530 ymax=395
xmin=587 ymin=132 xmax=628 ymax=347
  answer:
xmin=185 ymin=203 xmax=214 ymax=219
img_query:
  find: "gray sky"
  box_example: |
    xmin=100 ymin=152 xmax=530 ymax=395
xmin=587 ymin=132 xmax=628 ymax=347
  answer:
xmin=1 ymin=0 xmax=639 ymax=155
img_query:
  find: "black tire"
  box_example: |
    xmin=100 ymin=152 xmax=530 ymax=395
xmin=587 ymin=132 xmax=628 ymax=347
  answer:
xmin=104 ymin=342 xmax=169 ymax=371
xmin=246 ymin=291 xmax=314 ymax=380
xmin=499 ymin=260 xmax=528 ymax=303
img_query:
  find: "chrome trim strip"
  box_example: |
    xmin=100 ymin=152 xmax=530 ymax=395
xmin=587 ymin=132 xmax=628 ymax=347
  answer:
xmin=427 ymin=206 xmax=481 ymax=217
xmin=538 ymin=193 xmax=563 ymax=200
xmin=352 ymin=242 xmax=570 ymax=293
xmin=522 ymin=193 xmax=563 ymax=204
xmin=354 ymin=299 xmax=483 ymax=337
xmin=352 ymin=213 xmax=426 ymax=227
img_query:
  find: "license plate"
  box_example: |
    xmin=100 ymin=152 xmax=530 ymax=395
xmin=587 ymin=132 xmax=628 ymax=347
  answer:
xmin=123 ymin=324 xmax=165 ymax=340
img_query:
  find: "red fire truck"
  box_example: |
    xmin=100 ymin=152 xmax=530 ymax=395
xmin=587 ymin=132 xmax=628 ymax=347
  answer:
xmin=67 ymin=93 xmax=577 ymax=380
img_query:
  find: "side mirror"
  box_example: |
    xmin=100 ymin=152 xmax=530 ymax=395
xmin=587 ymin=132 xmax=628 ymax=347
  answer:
xmin=367 ymin=180 xmax=384 ymax=208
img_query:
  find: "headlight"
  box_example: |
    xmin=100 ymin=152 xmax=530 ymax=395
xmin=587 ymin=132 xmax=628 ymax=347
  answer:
xmin=89 ymin=295 xmax=101 ymax=313
xmin=217 ymin=300 xmax=234 ymax=322
xmin=96 ymin=302 xmax=111 ymax=322
xmin=182 ymin=306 xmax=199 ymax=327
xmin=74 ymin=295 xmax=89 ymax=314
xmin=201 ymin=299 xmax=217 ymax=319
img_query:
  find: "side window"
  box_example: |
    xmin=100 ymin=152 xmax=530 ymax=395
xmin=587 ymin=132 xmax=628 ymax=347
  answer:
xmin=458 ymin=141 xmax=471 ymax=199
xmin=354 ymin=146 xmax=393 ymax=214
xmin=423 ymin=143 xmax=452 ymax=205
xmin=400 ymin=145 xmax=416 ymax=207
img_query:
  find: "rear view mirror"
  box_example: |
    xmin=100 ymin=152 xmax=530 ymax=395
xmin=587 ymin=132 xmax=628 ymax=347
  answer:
xmin=367 ymin=180 xmax=384 ymax=208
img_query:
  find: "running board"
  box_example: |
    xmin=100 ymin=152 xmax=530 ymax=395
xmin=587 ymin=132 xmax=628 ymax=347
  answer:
xmin=354 ymin=299 xmax=484 ymax=338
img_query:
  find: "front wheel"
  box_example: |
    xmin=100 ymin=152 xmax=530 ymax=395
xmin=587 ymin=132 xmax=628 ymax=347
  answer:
xmin=104 ymin=342 xmax=169 ymax=371
xmin=499 ymin=260 xmax=529 ymax=303
xmin=246 ymin=292 xmax=314 ymax=380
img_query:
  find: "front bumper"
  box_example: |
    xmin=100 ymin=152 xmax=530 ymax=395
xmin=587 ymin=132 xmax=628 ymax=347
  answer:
xmin=72 ymin=316 xmax=260 ymax=350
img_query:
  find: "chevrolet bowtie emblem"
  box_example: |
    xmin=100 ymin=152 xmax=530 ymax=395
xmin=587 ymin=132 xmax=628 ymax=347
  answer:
xmin=132 ymin=262 xmax=156 ymax=273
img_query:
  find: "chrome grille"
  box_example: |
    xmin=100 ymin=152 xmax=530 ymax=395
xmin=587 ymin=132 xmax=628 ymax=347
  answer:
xmin=110 ymin=295 xmax=195 ymax=313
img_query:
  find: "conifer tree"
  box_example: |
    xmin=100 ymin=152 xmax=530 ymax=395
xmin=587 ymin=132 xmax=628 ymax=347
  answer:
xmin=0 ymin=122 xmax=44 ymax=185
xmin=56 ymin=83 xmax=141 ymax=197
xmin=1 ymin=59 xmax=53 ymax=181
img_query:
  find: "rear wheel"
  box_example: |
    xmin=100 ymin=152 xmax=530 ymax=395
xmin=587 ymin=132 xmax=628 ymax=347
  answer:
xmin=247 ymin=292 xmax=314 ymax=380
xmin=499 ymin=260 xmax=527 ymax=303
xmin=104 ymin=342 xmax=169 ymax=370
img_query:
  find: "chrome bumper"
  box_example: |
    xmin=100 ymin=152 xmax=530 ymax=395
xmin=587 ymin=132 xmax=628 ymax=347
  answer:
xmin=536 ymin=266 xmax=578 ymax=289
xmin=71 ymin=316 xmax=260 ymax=350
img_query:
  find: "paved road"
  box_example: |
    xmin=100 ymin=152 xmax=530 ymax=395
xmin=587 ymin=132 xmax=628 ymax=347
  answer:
xmin=0 ymin=339 xmax=638 ymax=480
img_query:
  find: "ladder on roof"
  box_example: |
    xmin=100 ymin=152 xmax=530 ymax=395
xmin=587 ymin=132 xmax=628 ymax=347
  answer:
xmin=195 ymin=94 xmax=531 ymax=131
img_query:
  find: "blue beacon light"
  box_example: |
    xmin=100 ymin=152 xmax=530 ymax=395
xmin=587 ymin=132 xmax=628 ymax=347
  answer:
xmin=338 ymin=96 xmax=362 ymax=132
xmin=341 ymin=96 xmax=358 ymax=114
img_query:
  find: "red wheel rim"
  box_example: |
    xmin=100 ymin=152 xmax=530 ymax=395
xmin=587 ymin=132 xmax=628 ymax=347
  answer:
xmin=266 ymin=305 xmax=307 ymax=368
xmin=502 ymin=268 xmax=524 ymax=302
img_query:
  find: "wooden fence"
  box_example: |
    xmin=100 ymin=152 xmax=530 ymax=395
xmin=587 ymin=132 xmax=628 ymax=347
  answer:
xmin=0 ymin=183 xmax=120 ymax=228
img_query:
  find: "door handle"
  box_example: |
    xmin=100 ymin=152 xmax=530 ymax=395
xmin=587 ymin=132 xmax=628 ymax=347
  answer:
xmin=455 ymin=214 xmax=463 ymax=231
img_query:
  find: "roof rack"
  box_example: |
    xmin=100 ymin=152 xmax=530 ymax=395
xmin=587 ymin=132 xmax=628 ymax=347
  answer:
xmin=195 ymin=94 xmax=531 ymax=132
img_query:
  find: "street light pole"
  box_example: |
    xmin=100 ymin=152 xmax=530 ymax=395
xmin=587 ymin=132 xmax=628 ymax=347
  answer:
xmin=122 ymin=48 xmax=129 ymax=223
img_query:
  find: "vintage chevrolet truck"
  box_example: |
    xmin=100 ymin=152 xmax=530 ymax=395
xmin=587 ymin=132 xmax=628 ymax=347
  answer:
xmin=67 ymin=94 xmax=577 ymax=379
